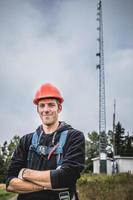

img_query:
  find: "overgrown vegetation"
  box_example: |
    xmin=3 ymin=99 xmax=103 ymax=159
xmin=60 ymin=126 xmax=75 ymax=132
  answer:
xmin=77 ymin=173 xmax=133 ymax=200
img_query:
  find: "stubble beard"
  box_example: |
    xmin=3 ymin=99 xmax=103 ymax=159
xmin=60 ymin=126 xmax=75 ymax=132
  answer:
xmin=42 ymin=115 xmax=58 ymax=127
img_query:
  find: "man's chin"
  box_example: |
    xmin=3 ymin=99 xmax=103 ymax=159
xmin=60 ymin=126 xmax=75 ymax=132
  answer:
xmin=43 ymin=121 xmax=53 ymax=126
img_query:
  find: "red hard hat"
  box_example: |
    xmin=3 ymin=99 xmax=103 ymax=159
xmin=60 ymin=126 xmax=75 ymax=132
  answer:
xmin=33 ymin=83 xmax=64 ymax=105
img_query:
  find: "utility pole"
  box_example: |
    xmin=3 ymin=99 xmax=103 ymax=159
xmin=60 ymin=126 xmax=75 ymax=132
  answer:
xmin=112 ymin=99 xmax=116 ymax=173
xmin=113 ymin=99 xmax=116 ymax=155
xmin=96 ymin=0 xmax=107 ymax=173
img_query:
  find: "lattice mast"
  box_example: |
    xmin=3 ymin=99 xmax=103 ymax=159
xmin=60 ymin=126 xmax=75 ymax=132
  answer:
xmin=96 ymin=0 xmax=107 ymax=173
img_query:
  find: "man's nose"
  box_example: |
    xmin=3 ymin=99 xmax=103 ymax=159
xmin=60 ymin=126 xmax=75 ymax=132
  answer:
xmin=43 ymin=105 xmax=50 ymax=112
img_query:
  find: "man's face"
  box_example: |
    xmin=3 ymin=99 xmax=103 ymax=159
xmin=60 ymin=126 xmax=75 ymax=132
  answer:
xmin=37 ymin=98 xmax=62 ymax=126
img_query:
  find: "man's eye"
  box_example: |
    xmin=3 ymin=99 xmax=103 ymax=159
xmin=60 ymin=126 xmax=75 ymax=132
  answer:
xmin=39 ymin=104 xmax=45 ymax=108
xmin=49 ymin=103 xmax=55 ymax=107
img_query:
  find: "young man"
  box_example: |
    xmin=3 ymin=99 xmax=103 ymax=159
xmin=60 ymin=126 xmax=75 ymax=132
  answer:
xmin=6 ymin=83 xmax=85 ymax=200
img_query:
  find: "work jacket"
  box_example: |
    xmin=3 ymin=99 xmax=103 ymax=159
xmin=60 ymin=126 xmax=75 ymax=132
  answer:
xmin=6 ymin=122 xmax=85 ymax=200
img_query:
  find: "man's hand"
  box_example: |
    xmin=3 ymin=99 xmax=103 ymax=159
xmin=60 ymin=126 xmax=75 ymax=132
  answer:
xmin=22 ymin=168 xmax=52 ymax=189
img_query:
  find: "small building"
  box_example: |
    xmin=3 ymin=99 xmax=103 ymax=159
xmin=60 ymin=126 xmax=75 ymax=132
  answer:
xmin=92 ymin=156 xmax=133 ymax=174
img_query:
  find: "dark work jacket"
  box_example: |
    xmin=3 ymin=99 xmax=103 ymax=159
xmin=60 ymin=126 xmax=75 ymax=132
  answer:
xmin=6 ymin=122 xmax=85 ymax=200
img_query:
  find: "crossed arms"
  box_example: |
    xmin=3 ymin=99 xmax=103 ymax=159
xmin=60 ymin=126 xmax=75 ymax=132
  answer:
xmin=7 ymin=169 xmax=52 ymax=193
xmin=6 ymin=130 xmax=85 ymax=194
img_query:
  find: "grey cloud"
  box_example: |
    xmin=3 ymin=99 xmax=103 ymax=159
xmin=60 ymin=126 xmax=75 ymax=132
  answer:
xmin=0 ymin=0 xmax=133 ymax=144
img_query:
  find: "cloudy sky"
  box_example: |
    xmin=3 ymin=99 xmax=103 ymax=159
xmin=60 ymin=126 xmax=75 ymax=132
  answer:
xmin=0 ymin=0 xmax=133 ymax=144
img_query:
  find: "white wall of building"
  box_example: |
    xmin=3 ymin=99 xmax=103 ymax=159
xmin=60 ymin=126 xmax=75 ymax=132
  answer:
xmin=93 ymin=157 xmax=100 ymax=173
xmin=115 ymin=156 xmax=133 ymax=173
xmin=92 ymin=156 xmax=133 ymax=174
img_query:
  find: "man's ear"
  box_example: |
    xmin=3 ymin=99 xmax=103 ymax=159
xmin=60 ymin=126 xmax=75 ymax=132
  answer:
xmin=58 ymin=104 xmax=62 ymax=113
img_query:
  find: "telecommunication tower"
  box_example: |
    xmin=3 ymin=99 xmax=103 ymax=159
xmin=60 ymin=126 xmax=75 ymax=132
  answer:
xmin=96 ymin=0 xmax=107 ymax=173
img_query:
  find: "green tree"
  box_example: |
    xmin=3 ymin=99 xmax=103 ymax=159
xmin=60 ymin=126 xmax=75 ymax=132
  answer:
xmin=0 ymin=135 xmax=20 ymax=183
xmin=124 ymin=134 xmax=133 ymax=156
xmin=115 ymin=122 xmax=125 ymax=156
xmin=108 ymin=123 xmax=133 ymax=157
xmin=0 ymin=151 xmax=5 ymax=182
xmin=85 ymin=131 xmax=99 ymax=172
xmin=7 ymin=135 xmax=20 ymax=159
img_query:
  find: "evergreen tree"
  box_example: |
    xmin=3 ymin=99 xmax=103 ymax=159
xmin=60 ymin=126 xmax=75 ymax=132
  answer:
xmin=115 ymin=122 xmax=125 ymax=156
xmin=124 ymin=135 xmax=133 ymax=156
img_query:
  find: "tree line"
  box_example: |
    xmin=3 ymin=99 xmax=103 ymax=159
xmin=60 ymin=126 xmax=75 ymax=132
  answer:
xmin=0 ymin=122 xmax=133 ymax=182
xmin=85 ymin=121 xmax=133 ymax=172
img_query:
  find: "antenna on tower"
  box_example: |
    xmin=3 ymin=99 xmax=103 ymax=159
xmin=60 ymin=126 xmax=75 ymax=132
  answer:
xmin=96 ymin=0 xmax=107 ymax=173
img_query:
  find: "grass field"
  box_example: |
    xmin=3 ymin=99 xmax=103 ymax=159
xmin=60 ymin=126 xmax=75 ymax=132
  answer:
xmin=0 ymin=184 xmax=16 ymax=200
